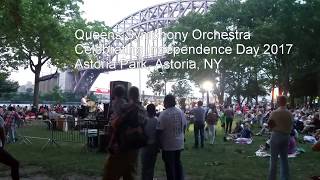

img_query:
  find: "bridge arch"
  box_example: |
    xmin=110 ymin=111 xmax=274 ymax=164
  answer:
xmin=73 ymin=0 xmax=215 ymax=94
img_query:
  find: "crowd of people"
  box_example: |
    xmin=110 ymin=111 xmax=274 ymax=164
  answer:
xmin=102 ymin=84 xmax=320 ymax=180
xmin=0 ymin=88 xmax=319 ymax=180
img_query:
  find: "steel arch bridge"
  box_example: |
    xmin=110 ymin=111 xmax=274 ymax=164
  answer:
xmin=72 ymin=0 xmax=215 ymax=94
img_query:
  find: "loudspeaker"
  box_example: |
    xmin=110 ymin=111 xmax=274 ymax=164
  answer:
xmin=103 ymin=103 xmax=110 ymax=121
xmin=110 ymin=81 xmax=132 ymax=100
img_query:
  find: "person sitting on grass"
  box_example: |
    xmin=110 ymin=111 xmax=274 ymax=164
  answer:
xmin=256 ymin=123 xmax=270 ymax=136
xmin=288 ymin=129 xmax=298 ymax=155
xmin=312 ymin=130 xmax=320 ymax=152
xmin=240 ymin=123 xmax=253 ymax=139
xmin=301 ymin=112 xmax=320 ymax=134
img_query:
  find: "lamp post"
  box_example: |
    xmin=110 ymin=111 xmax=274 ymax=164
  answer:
xmin=203 ymin=81 xmax=214 ymax=106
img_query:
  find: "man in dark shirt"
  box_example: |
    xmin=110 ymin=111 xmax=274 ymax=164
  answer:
xmin=224 ymin=105 xmax=234 ymax=134
xmin=190 ymin=101 xmax=206 ymax=148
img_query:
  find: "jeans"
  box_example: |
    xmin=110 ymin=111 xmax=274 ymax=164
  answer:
xmin=103 ymin=150 xmax=138 ymax=180
xmin=162 ymin=150 xmax=184 ymax=180
xmin=207 ymin=124 xmax=216 ymax=144
xmin=194 ymin=122 xmax=204 ymax=147
xmin=6 ymin=126 xmax=16 ymax=143
xmin=0 ymin=148 xmax=20 ymax=180
xmin=225 ymin=117 xmax=233 ymax=134
xmin=268 ymin=132 xmax=290 ymax=180
xmin=141 ymin=144 xmax=158 ymax=180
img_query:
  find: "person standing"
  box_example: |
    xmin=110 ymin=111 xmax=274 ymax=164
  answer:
xmin=80 ymin=95 xmax=88 ymax=118
xmin=3 ymin=106 xmax=20 ymax=143
xmin=206 ymin=104 xmax=219 ymax=145
xmin=190 ymin=101 xmax=206 ymax=148
xmin=157 ymin=94 xmax=186 ymax=180
xmin=110 ymin=85 xmax=127 ymax=115
xmin=0 ymin=114 xmax=20 ymax=180
xmin=141 ymin=104 xmax=159 ymax=180
xmin=268 ymin=96 xmax=293 ymax=180
xmin=104 ymin=86 xmax=147 ymax=180
xmin=224 ymin=105 xmax=234 ymax=135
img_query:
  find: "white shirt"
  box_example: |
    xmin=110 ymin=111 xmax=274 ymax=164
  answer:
xmin=157 ymin=107 xmax=187 ymax=151
xmin=81 ymin=97 xmax=87 ymax=106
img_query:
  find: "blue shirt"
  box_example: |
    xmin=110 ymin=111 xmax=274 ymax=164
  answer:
xmin=191 ymin=107 xmax=206 ymax=124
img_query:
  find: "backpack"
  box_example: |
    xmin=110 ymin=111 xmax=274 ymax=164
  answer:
xmin=109 ymin=104 xmax=148 ymax=153
xmin=206 ymin=110 xmax=218 ymax=125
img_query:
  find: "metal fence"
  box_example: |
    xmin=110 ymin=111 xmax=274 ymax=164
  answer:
xmin=17 ymin=116 xmax=109 ymax=151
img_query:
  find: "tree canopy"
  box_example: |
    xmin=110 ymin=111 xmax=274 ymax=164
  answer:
xmin=0 ymin=0 xmax=110 ymax=107
xmin=164 ymin=0 xmax=320 ymax=105
xmin=0 ymin=72 xmax=19 ymax=98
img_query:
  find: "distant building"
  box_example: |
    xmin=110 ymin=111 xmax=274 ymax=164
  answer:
xmin=39 ymin=74 xmax=59 ymax=94
xmin=18 ymin=81 xmax=34 ymax=93
xmin=39 ymin=71 xmax=77 ymax=94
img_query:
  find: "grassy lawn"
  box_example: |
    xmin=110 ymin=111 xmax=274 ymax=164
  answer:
xmin=1 ymin=121 xmax=319 ymax=179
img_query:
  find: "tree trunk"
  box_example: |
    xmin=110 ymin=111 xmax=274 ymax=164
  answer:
xmin=241 ymin=97 xmax=246 ymax=105
xmin=33 ymin=66 xmax=41 ymax=108
xmin=246 ymin=96 xmax=250 ymax=104
xmin=282 ymin=57 xmax=290 ymax=96
xmin=237 ymin=94 xmax=241 ymax=105
xmin=309 ymin=96 xmax=314 ymax=108
xmin=218 ymin=71 xmax=225 ymax=104
xmin=271 ymin=79 xmax=275 ymax=107
xmin=290 ymin=94 xmax=295 ymax=108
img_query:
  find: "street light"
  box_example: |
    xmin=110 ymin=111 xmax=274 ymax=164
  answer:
xmin=202 ymin=81 xmax=214 ymax=106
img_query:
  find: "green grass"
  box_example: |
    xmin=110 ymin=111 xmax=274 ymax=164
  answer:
xmin=1 ymin=121 xmax=320 ymax=180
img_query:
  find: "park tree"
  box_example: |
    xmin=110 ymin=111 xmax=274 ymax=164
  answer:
xmin=0 ymin=72 xmax=19 ymax=98
xmin=0 ymin=0 xmax=110 ymax=107
xmin=166 ymin=0 xmax=320 ymax=105
xmin=171 ymin=80 xmax=192 ymax=98
xmin=166 ymin=0 xmax=250 ymax=103
xmin=146 ymin=69 xmax=175 ymax=96
xmin=51 ymin=86 xmax=65 ymax=104
xmin=243 ymin=0 xmax=320 ymax=105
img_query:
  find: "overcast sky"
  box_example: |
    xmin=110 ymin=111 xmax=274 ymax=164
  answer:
xmin=9 ymin=0 xmax=201 ymax=96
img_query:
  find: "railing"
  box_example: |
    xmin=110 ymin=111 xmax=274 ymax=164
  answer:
xmin=17 ymin=117 xmax=109 ymax=151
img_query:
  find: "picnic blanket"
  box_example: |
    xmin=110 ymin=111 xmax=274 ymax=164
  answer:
xmin=255 ymin=148 xmax=305 ymax=158
xmin=304 ymin=136 xmax=317 ymax=144
xmin=235 ymin=138 xmax=253 ymax=144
